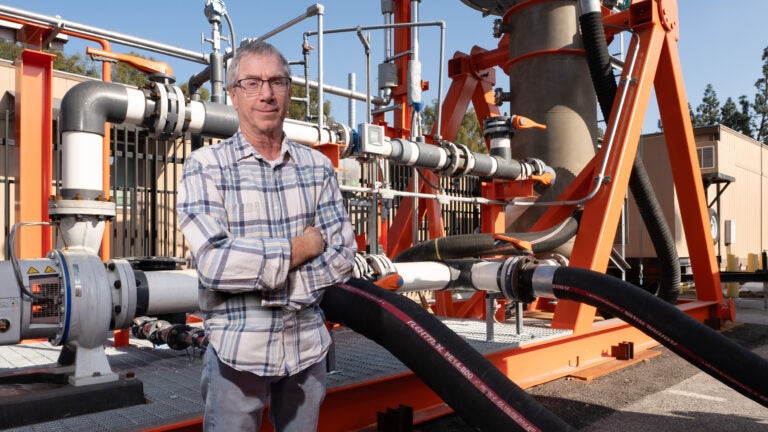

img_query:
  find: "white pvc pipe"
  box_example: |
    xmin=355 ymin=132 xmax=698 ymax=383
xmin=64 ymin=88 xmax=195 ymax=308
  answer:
xmin=124 ymin=87 xmax=148 ymax=124
xmin=284 ymin=119 xmax=333 ymax=147
xmin=143 ymin=269 xmax=200 ymax=315
xmin=392 ymin=261 xmax=453 ymax=292
xmin=61 ymin=131 xmax=102 ymax=191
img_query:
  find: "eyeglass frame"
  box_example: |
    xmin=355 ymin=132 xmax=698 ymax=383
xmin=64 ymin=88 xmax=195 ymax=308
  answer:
xmin=233 ymin=77 xmax=292 ymax=95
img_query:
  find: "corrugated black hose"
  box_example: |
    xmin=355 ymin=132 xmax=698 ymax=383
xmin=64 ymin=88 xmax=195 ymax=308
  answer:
xmin=535 ymin=266 xmax=768 ymax=407
xmin=321 ymin=278 xmax=575 ymax=432
xmin=393 ymin=214 xmax=580 ymax=262
xmin=580 ymin=10 xmax=681 ymax=303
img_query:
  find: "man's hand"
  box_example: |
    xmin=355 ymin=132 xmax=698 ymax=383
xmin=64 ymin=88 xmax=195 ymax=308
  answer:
xmin=289 ymin=225 xmax=326 ymax=269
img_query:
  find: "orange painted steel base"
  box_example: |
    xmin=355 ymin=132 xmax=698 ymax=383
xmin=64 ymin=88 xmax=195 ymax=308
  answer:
xmin=145 ymin=299 xmax=722 ymax=432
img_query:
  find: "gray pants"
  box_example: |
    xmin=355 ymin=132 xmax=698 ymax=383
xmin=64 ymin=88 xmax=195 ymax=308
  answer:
xmin=201 ymin=348 xmax=326 ymax=431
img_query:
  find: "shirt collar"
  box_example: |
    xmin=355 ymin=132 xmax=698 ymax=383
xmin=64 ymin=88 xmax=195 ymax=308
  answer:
xmin=233 ymin=130 xmax=294 ymax=164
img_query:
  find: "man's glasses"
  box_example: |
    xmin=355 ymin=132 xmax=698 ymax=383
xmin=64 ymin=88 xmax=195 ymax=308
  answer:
xmin=234 ymin=77 xmax=292 ymax=95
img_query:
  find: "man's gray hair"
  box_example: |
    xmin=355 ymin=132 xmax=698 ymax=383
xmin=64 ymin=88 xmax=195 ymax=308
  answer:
xmin=226 ymin=40 xmax=291 ymax=90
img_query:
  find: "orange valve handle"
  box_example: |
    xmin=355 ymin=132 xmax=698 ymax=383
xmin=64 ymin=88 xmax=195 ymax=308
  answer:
xmin=374 ymin=273 xmax=404 ymax=291
xmin=512 ymin=115 xmax=547 ymax=130
xmin=530 ymin=172 xmax=555 ymax=186
xmin=86 ymin=47 xmax=173 ymax=76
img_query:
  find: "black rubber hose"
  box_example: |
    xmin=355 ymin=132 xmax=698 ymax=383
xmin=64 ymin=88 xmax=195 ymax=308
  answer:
xmin=545 ymin=266 xmax=768 ymax=407
xmin=580 ymin=11 xmax=680 ymax=303
xmin=321 ymin=278 xmax=575 ymax=432
xmin=393 ymin=214 xmax=579 ymax=262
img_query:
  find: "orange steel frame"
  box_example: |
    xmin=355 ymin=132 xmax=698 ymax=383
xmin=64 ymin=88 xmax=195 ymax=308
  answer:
xmin=9 ymin=1 xmax=731 ymax=431
xmin=150 ymin=1 xmax=726 ymax=430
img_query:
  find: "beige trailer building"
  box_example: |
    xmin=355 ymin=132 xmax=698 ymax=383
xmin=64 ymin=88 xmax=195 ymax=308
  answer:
xmin=622 ymin=124 xmax=768 ymax=282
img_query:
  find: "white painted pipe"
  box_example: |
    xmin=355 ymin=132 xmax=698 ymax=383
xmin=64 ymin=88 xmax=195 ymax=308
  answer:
xmin=143 ymin=269 xmax=200 ymax=315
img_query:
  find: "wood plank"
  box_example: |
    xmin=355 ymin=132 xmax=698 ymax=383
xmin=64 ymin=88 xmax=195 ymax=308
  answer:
xmin=568 ymin=349 xmax=662 ymax=382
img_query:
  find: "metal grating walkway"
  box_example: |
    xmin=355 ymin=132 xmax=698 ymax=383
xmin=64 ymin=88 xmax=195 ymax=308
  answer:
xmin=0 ymin=318 xmax=569 ymax=432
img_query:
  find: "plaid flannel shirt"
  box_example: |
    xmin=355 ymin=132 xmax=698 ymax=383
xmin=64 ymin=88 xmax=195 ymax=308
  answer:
xmin=177 ymin=131 xmax=357 ymax=375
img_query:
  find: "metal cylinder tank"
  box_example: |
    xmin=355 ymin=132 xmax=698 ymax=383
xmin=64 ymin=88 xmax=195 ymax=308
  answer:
xmin=502 ymin=0 xmax=597 ymax=230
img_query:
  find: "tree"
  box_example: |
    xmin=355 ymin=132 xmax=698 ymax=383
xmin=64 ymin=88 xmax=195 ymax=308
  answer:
xmin=693 ymin=83 xmax=721 ymax=127
xmin=289 ymin=84 xmax=333 ymax=124
xmin=179 ymin=82 xmax=210 ymax=101
xmin=421 ymin=99 xmax=486 ymax=153
xmin=0 ymin=39 xmax=22 ymax=62
xmin=752 ymin=46 xmax=768 ymax=143
xmin=111 ymin=52 xmax=151 ymax=87
xmin=0 ymin=39 xmax=98 ymax=77
xmin=720 ymin=96 xmax=752 ymax=137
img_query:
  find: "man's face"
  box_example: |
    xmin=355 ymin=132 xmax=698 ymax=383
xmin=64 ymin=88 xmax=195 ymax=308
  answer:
xmin=229 ymin=53 xmax=292 ymax=139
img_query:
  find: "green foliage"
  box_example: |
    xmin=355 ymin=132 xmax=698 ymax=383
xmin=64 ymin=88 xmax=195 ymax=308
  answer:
xmin=0 ymin=39 xmax=98 ymax=77
xmin=289 ymin=84 xmax=333 ymax=124
xmin=179 ymin=82 xmax=210 ymax=102
xmin=720 ymin=96 xmax=752 ymax=137
xmin=693 ymin=84 xmax=720 ymax=127
xmin=110 ymin=52 xmax=150 ymax=87
xmin=682 ymin=45 xmax=768 ymax=143
xmin=0 ymin=39 xmax=22 ymax=61
xmin=421 ymin=99 xmax=486 ymax=154
xmin=752 ymin=46 xmax=768 ymax=143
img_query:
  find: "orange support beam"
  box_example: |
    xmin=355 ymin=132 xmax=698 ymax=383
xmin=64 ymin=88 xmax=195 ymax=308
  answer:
xmin=550 ymin=17 xmax=666 ymax=333
xmin=540 ymin=0 xmax=726 ymax=331
xmin=14 ymin=38 xmax=55 ymax=259
xmin=654 ymin=29 xmax=728 ymax=317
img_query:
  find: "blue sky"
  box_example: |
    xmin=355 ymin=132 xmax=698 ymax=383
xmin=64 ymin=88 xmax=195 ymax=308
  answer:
xmin=4 ymin=1 xmax=768 ymax=133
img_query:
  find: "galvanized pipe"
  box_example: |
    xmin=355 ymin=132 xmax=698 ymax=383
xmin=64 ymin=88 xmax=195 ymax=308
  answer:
xmin=0 ymin=4 xmax=209 ymax=64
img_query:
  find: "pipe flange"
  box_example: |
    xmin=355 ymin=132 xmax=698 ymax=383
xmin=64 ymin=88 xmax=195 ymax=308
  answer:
xmin=499 ymin=255 xmax=537 ymax=302
xmin=438 ymin=140 xmax=460 ymax=177
xmin=170 ymin=85 xmax=187 ymax=139
xmin=151 ymin=82 xmax=169 ymax=139
xmin=334 ymin=123 xmax=354 ymax=158
xmin=483 ymin=116 xmax=512 ymax=140
xmin=48 ymin=199 xmax=116 ymax=220
xmin=105 ymin=259 xmax=138 ymax=330
xmin=366 ymin=254 xmax=396 ymax=277
xmin=353 ymin=253 xmax=373 ymax=279
xmin=455 ymin=143 xmax=475 ymax=177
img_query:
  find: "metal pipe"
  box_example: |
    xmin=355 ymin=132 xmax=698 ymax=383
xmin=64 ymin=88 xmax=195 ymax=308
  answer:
xmin=303 ymin=34 xmax=312 ymax=121
xmin=411 ymin=0 xmax=420 ymax=61
xmin=317 ymin=5 xmax=325 ymax=130
xmin=348 ymin=73 xmax=356 ymax=126
xmin=251 ymin=4 xmax=323 ymax=43
xmin=306 ymin=20 xmax=445 ymax=37
xmin=340 ymin=184 xmax=507 ymax=206
xmin=510 ymin=28 xmax=640 ymax=208
xmin=0 ymin=5 xmax=209 ymax=64
xmin=356 ymin=28 xmax=372 ymax=123
xmin=291 ymin=75 xmax=387 ymax=106
xmin=436 ymin=22 xmax=446 ymax=137
xmin=304 ymin=20 xmax=446 ymax=113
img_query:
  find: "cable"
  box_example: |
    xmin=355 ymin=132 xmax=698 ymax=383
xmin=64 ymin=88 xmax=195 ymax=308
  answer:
xmin=7 ymin=221 xmax=53 ymax=300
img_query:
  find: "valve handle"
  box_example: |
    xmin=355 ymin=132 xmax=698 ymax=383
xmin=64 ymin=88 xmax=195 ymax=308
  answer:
xmin=511 ymin=115 xmax=547 ymax=130
xmin=374 ymin=273 xmax=404 ymax=291
xmin=86 ymin=47 xmax=174 ymax=76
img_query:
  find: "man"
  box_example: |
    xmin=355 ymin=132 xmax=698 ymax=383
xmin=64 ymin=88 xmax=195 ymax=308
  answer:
xmin=177 ymin=40 xmax=357 ymax=431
